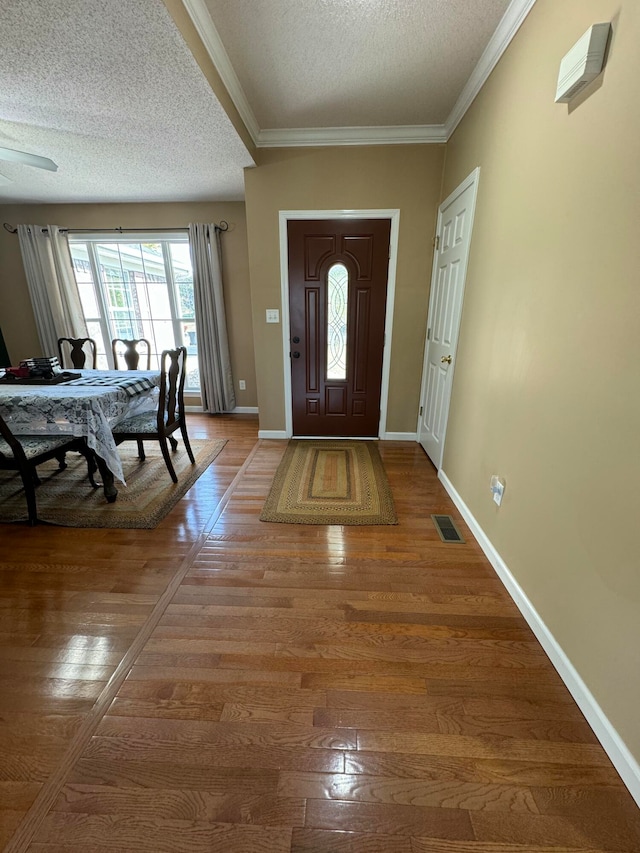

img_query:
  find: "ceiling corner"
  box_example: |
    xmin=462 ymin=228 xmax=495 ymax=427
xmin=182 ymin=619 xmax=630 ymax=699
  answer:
xmin=178 ymin=0 xmax=538 ymax=150
xmin=444 ymin=0 xmax=538 ymax=139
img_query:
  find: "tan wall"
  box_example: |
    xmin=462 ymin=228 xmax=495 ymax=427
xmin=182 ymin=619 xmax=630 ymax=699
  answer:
xmin=244 ymin=145 xmax=445 ymax=432
xmin=441 ymin=0 xmax=640 ymax=756
xmin=0 ymin=201 xmax=257 ymax=408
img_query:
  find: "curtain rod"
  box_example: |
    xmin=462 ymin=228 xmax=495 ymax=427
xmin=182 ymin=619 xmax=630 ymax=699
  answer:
xmin=3 ymin=221 xmax=229 ymax=235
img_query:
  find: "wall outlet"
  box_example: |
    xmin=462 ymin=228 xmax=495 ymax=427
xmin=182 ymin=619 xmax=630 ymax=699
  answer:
xmin=238 ymin=379 xmax=246 ymax=390
xmin=490 ymin=475 xmax=505 ymax=506
xmin=266 ymin=308 xmax=280 ymax=323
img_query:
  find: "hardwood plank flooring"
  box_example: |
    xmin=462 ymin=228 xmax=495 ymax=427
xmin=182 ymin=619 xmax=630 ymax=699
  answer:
xmin=0 ymin=417 xmax=638 ymax=852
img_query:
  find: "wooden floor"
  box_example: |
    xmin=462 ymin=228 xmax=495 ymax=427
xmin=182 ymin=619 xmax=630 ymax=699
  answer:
xmin=1 ymin=414 xmax=638 ymax=852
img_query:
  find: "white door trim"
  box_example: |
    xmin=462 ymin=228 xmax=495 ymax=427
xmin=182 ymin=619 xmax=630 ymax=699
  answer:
xmin=417 ymin=167 xmax=480 ymax=466
xmin=278 ymin=209 xmax=400 ymax=439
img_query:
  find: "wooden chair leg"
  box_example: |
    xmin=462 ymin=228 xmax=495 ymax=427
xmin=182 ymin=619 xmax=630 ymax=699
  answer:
xmin=158 ymin=436 xmax=178 ymax=483
xmin=19 ymin=468 xmax=39 ymax=525
xmin=71 ymin=444 xmax=99 ymax=489
xmin=55 ymin=451 xmax=68 ymax=471
xmin=180 ymin=423 xmax=195 ymax=464
xmin=136 ymin=439 xmax=145 ymax=460
xmin=168 ymin=435 xmax=178 ymax=452
xmin=84 ymin=452 xmax=99 ymax=489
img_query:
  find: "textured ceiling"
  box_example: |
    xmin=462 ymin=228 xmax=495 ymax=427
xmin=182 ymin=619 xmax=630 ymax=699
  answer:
xmin=0 ymin=0 xmax=526 ymax=204
xmin=203 ymin=0 xmax=513 ymax=128
xmin=0 ymin=0 xmax=254 ymax=203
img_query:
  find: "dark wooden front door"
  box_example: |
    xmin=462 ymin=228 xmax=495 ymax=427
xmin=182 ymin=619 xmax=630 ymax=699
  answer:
xmin=288 ymin=218 xmax=391 ymax=436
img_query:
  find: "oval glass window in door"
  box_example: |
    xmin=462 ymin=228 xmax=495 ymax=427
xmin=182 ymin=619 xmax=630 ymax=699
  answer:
xmin=326 ymin=263 xmax=348 ymax=380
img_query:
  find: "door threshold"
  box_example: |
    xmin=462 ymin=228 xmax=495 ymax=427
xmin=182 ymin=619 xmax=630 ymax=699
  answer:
xmin=292 ymin=435 xmax=379 ymax=440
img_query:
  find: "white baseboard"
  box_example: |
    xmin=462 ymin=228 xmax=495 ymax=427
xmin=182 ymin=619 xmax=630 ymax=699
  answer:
xmin=382 ymin=431 xmax=418 ymax=441
xmin=258 ymin=430 xmax=288 ymax=439
xmin=438 ymin=469 xmax=640 ymax=807
xmin=256 ymin=430 xmax=418 ymax=441
xmin=186 ymin=406 xmax=259 ymax=414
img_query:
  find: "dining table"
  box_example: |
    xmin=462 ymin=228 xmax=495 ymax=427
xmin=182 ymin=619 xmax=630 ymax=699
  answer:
xmin=0 ymin=369 xmax=161 ymax=501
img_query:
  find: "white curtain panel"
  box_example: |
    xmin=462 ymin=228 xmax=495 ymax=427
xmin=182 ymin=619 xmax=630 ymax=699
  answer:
xmin=188 ymin=223 xmax=236 ymax=413
xmin=17 ymin=224 xmax=88 ymax=357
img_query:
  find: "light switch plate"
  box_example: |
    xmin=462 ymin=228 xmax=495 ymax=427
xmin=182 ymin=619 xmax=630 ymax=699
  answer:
xmin=266 ymin=309 xmax=280 ymax=324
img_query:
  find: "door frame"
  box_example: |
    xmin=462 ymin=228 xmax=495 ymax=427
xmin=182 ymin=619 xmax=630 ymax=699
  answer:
xmin=417 ymin=167 xmax=480 ymax=468
xmin=279 ymin=209 xmax=401 ymax=439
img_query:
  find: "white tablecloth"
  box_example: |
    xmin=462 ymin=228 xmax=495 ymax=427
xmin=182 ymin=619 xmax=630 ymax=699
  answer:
xmin=0 ymin=369 xmax=160 ymax=483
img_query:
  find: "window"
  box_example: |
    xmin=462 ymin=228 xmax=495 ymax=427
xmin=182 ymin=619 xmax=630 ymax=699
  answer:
xmin=326 ymin=262 xmax=348 ymax=380
xmin=68 ymin=235 xmax=199 ymax=391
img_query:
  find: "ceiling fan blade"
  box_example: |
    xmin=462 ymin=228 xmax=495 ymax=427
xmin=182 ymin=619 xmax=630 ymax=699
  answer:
xmin=0 ymin=146 xmax=58 ymax=172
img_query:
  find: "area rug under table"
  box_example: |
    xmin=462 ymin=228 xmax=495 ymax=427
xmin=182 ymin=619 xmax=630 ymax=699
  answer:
xmin=260 ymin=439 xmax=397 ymax=525
xmin=0 ymin=438 xmax=226 ymax=529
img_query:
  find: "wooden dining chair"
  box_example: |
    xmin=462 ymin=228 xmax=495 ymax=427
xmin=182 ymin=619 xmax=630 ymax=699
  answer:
xmin=57 ymin=337 xmax=98 ymax=369
xmin=0 ymin=413 xmax=98 ymax=525
xmin=111 ymin=338 xmax=151 ymax=371
xmin=112 ymin=346 xmax=195 ymax=483
xmin=111 ymin=338 xmax=152 ymax=458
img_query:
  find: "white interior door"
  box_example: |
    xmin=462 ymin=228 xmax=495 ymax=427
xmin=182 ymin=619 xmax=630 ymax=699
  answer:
xmin=418 ymin=168 xmax=480 ymax=468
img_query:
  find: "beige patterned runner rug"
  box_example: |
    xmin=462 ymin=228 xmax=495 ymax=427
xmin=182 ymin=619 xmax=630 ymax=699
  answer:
xmin=0 ymin=438 xmax=226 ymax=529
xmin=260 ymin=439 xmax=397 ymax=525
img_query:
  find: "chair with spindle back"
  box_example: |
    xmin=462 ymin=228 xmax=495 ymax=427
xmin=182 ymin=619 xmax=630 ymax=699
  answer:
xmin=111 ymin=338 xmax=151 ymax=371
xmin=57 ymin=337 xmax=97 ymax=369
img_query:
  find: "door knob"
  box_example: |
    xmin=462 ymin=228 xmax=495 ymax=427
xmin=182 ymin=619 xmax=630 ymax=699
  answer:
xmin=441 ymin=355 xmax=452 ymax=364
xmin=291 ymin=351 xmax=300 ymax=359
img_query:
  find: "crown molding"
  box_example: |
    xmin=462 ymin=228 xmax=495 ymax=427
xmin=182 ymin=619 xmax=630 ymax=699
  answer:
xmin=182 ymin=0 xmax=536 ymax=149
xmin=181 ymin=0 xmax=260 ymax=144
xmin=257 ymin=125 xmax=447 ymax=148
xmin=445 ymin=0 xmax=538 ymax=138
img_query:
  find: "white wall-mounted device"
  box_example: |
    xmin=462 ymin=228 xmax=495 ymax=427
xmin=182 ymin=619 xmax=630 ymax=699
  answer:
xmin=555 ymin=23 xmax=611 ymax=103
